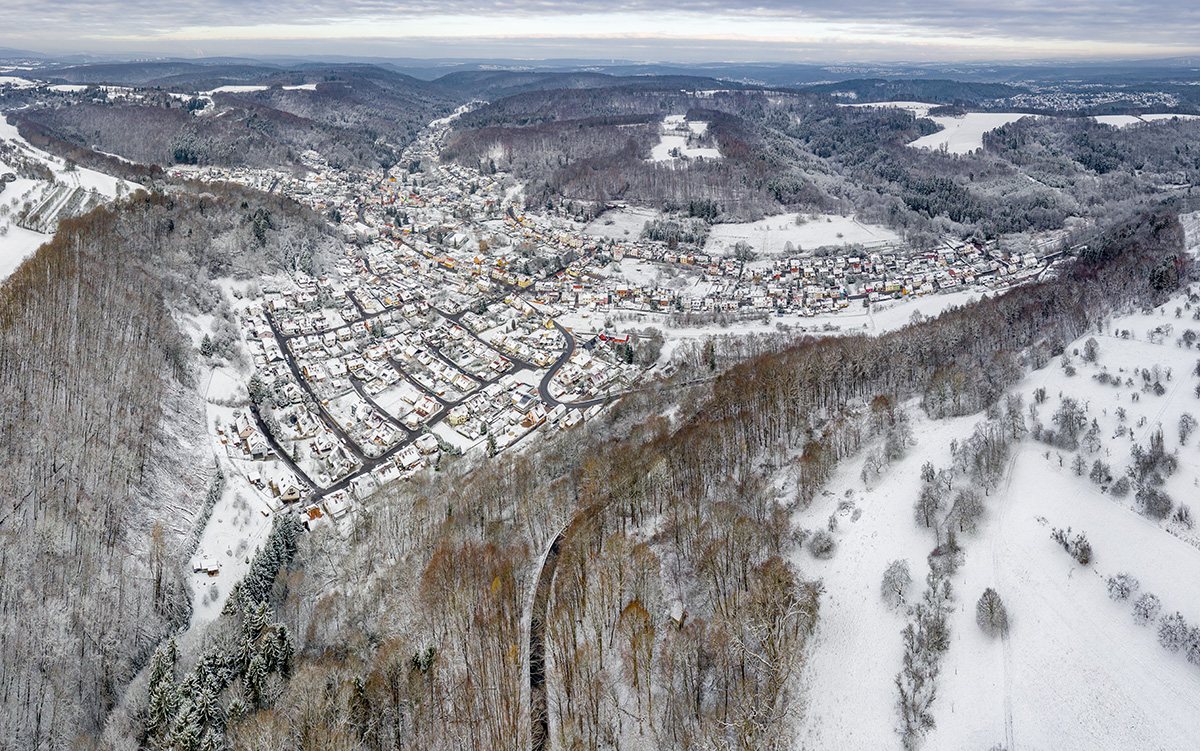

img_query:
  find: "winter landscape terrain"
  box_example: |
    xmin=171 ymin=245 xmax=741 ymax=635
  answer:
xmin=3 ymin=35 xmax=1200 ymax=751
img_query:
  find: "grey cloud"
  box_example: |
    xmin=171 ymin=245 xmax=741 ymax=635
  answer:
xmin=4 ymin=0 xmax=1200 ymax=53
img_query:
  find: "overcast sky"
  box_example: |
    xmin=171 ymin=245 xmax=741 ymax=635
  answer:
xmin=5 ymin=0 xmax=1200 ymax=62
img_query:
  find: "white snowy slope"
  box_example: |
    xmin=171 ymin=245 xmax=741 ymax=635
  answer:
xmin=794 ymin=288 xmax=1200 ymax=750
xmin=0 ymin=116 xmax=131 ymax=283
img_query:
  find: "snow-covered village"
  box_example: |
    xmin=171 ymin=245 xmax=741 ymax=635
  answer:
xmin=4 ymin=19 xmax=1200 ymax=751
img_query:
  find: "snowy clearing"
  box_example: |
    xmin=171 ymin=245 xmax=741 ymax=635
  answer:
xmin=793 ymin=288 xmax=1200 ymax=750
xmin=1140 ymin=113 xmax=1200 ymax=123
xmin=1092 ymin=115 xmax=1145 ymax=128
xmin=207 ymin=85 xmax=270 ymax=95
xmin=909 ymin=113 xmax=1034 ymax=155
xmin=704 ymin=212 xmax=900 ymax=255
xmin=0 ymin=117 xmax=130 ymax=283
xmin=582 ymin=206 xmax=662 ymax=241
xmin=648 ymin=114 xmax=721 ymax=162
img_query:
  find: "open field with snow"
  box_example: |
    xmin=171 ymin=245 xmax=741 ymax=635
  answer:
xmin=648 ymin=114 xmax=721 ymax=162
xmin=792 ymin=286 xmax=1200 ymax=750
xmin=582 ymin=205 xmax=661 ymax=240
xmin=909 ymin=113 xmax=1035 ymax=154
xmin=0 ymin=115 xmax=130 ymax=283
xmin=705 ymin=212 xmax=901 ymax=255
xmin=911 ymin=112 xmax=1200 ymax=155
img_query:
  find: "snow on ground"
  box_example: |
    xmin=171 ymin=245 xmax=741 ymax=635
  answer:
xmin=0 ymin=222 xmax=50 ymax=281
xmin=428 ymin=103 xmax=474 ymax=129
xmin=282 ymin=83 xmax=319 ymax=91
xmin=1092 ymin=115 xmax=1145 ymax=128
xmin=794 ymin=407 xmax=984 ymax=750
xmin=603 ymin=257 xmax=672 ymax=288
xmin=927 ymin=299 xmax=1200 ymax=750
xmin=0 ymin=76 xmax=36 ymax=89
xmin=188 ymin=377 xmax=279 ymax=626
xmin=432 ymin=420 xmax=482 ymax=453
xmin=842 ymin=101 xmax=940 ymax=118
xmin=185 ymin=456 xmax=274 ymax=627
xmin=1140 ymin=114 xmax=1200 ymax=123
xmin=0 ymin=116 xmax=126 ymax=196
xmin=648 ymin=115 xmax=721 ymax=162
xmin=207 ymin=85 xmax=269 ymax=94
xmin=0 ymin=118 xmax=131 ymax=282
xmin=705 ymin=213 xmax=900 ymax=256
xmin=583 ymin=206 xmax=661 ymax=241
xmin=909 ymin=112 xmax=1198 ymax=155
xmin=793 ymin=287 xmax=1200 ymax=750
xmin=1092 ymin=114 xmax=1200 ymax=128
xmin=909 ymin=113 xmax=1034 ymax=155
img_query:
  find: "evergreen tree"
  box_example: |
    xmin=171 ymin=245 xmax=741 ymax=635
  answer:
xmin=145 ymin=638 xmax=179 ymax=744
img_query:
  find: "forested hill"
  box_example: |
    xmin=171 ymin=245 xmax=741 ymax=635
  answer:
xmin=806 ymin=78 xmax=1026 ymax=104
xmin=5 ymin=65 xmax=765 ymax=174
xmin=12 ymin=67 xmax=459 ymax=172
xmin=0 ymin=186 xmax=339 ymax=750
xmin=128 ymin=205 xmax=1190 ymax=751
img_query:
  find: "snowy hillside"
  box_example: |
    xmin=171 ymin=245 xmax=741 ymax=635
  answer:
xmin=0 ymin=116 xmax=130 ymax=281
xmin=793 ymin=289 xmax=1200 ymax=750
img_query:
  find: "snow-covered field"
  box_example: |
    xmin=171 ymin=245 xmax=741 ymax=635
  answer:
xmin=792 ymin=288 xmax=1200 ymax=750
xmin=207 ymin=85 xmax=269 ymax=95
xmin=0 ymin=116 xmax=129 ymax=283
xmin=1093 ymin=114 xmax=1200 ymax=128
xmin=909 ymin=113 xmax=1035 ymax=154
xmin=0 ymin=76 xmax=36 ymax=89
xmin=648 ymin=114 xmax=721 ymax=162
xmin=1141 ymin=114 xmax=1200 ymax=123
xmin=704 ymin=212 xmax=900 ymax=255
xmin=910 ymin=111 xmax=1200 ymax=155
xmin=583 ymin=206 xmax=661 ymax=240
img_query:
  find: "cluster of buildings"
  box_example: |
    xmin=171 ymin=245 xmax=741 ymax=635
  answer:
xmin=192 ymin=112 xmax=1060 ymax=527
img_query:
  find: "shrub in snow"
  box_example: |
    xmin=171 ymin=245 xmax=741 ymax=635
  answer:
xmin=1089 ymin=460 xmax=1112 ymax=485
xmin=1158 ymin=612 xmax=1189 ymax=652
xmin=1106 ymin=573 xmax=1140 ymax=601
xmin=807 ymin=530 xmax=836 ymax=559
xmin=948 ymin=488 xmax=985 ymax=534
xmin=1110 ymin=476 xmax=1131 ymax=498
xmin=1173 ymin=504 xmax=1194 ymax=529
xmin=1184 ymin=628 xmax=1200 ymax=666
xmin=1179 ymin=413 xmax=1197 ymax=445
xmin=880 ymin=559 xmax=912 ymax=609
xmin=1133 ymin=593 xmax=1162 ymax=626
xmin=1051 ymin=527 xmax=1093 ymax=565
xmin=976 ymin=588 xmax=1008 ymax=637
xmin=1136 ymin=486 xmax=1174 ymax=520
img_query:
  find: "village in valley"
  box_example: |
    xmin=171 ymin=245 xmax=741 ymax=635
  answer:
xmin=180 ymin=109 xmax=1076 ymax=561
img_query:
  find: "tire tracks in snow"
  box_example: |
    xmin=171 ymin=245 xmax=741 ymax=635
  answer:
xmin=994 ymin=446 xmax=1021 ymax=751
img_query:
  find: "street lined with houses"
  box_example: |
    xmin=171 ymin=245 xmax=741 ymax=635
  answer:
xmin=191 ymin=111 xmax=1066 ymax=534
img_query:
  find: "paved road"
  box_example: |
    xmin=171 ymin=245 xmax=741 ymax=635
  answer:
xmin=537 ymin=321 xmax=575 ymax=408
xmin=255 ymin=287 xmax=627 ymax=505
